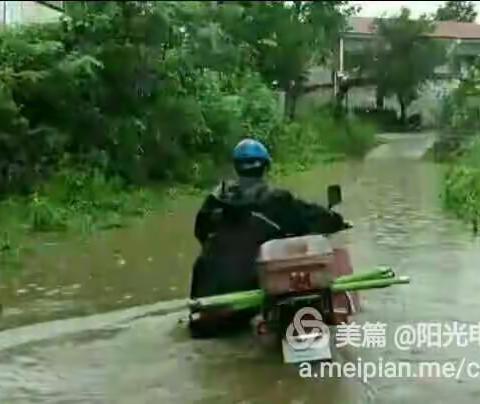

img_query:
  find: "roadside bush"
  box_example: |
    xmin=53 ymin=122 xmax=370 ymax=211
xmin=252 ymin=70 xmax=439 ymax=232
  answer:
xmin=0 ymin=3 xmax=287 ymax=194
xmin=352 ymin=107 xmax=401 ymax=132
xmin=0 ymin=1 xmax=365 ymax=241
xmin=337 ymin=118 xmax=377 ymax=157
xmin=444 ymin=138 xmax=480 ymax=229
xmin=272 ymin=121 xmax=326 ymax=170
xmin=29 ymin=195 xmax=68 ymax=232
xmin=28 ymin=167 xmax=153 ymax=232
xmin=237 ymin=72 xmax=283 ymax=147
xmin=268 ymin=106 xmax=376 ymax=178
xmin=297 ymin=107 xmax=377 ymax=158
xmin=435 ymin=69 xmax=480 ymax=160
xmin=440 ymin=66 xmax=480 ymax=135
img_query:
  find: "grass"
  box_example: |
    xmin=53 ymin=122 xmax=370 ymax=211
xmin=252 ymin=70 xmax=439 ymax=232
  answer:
xmin=0 ymin=169 xmax=166 ymax=272
xmin=443 ymin=137 xmax=480 ymax=231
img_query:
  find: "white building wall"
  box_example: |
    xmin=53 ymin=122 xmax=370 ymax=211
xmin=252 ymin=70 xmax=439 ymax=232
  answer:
xmin=346 ymin=80 xmax=459 ymax=127
xmin=0 ymin=1 xmax=62 ymax=26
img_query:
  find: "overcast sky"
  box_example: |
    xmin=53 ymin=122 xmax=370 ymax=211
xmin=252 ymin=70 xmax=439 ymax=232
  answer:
xmin=352 ymin=1 xmax=480 ymax=21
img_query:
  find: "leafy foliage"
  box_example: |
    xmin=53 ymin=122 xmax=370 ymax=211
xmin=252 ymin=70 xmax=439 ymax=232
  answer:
xmin=0 ymin=1 xmax=279 ymax=193
xmin=360 ymin=8 xmax=446 ymax=123
xmin=0 ymin=1 xmax=373 ymax=242
xmin=217 ymin=1 xmax=354 ymax=119
xmin=0 ymin=1 xmax=380 ymax=275
xmin=271 ymin=105 xmax=376 ymax=171
xmin=0 ymin=0 xmax=365 ymax=199
xmin=435 ymin=1 xmax=478 ymax=23
xmin=434 ymin=65 xmax=480 ymax=160
xmin=441 ymin=66 xmax=480 ymax=132
xmin=444 ymin=139 xmax=480 ymax=231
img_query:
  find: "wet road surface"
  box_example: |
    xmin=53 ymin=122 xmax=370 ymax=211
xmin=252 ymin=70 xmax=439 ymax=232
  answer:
xmin=1 ymin=133 xmax=480 ymax=403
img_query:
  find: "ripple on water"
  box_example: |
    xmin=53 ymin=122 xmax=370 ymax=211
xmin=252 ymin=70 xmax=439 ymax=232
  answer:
xmin=1 ymin=144 xmax=480 ymax=403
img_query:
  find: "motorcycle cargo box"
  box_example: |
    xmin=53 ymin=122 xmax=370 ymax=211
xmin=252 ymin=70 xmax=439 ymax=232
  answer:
xmin=257 ymin=235 xmax=334 ymax=296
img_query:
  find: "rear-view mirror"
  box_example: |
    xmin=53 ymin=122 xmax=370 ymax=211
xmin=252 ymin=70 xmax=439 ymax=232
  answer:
xmin=327 ymin=185 xmax=342 ymax=209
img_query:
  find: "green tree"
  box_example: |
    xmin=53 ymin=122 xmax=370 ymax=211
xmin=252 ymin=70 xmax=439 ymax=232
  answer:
xmin=435 ymin=1 xmax=477 ymax=23
xmin=362 ymin=8 xmax=445 ymax=123
xmin=217 ymin=1 xmax=354 ymax=120
xmin=0 ymin=1 xmax=371 ymax=195
xmin=0 ymin=1 xmax=285 ymax=190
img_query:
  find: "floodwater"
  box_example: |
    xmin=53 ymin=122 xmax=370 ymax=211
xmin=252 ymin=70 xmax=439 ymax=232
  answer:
xmin=2 ymin=133 xmax=480 ymax=403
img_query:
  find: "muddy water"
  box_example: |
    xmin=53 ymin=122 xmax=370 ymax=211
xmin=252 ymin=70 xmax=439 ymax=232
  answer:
xmin=2 ymin=133 xmax=480 ymax=403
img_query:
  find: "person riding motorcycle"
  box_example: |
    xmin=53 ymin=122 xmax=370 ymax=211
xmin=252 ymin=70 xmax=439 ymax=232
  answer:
xmin=190 ymin=139 xmax=348 ymax=301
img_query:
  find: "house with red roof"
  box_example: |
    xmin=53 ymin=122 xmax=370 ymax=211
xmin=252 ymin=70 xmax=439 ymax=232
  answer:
xmin=325 ymin=16 xmax=480 ymax=122
xmin=340 ymin=16 xmax=480 ymax=81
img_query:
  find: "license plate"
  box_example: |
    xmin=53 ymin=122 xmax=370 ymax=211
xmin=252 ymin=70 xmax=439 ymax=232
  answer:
xmin=281 ymin=333 xmax=332 ymax=363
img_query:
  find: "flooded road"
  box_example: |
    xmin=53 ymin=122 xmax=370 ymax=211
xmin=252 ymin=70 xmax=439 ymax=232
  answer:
xmin=1 ymin=133 xmax=480 ymax=403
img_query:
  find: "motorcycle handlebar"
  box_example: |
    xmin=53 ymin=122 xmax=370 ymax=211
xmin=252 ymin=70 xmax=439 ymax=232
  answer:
xmin=342 ymin=220 xmax=353 ymax=230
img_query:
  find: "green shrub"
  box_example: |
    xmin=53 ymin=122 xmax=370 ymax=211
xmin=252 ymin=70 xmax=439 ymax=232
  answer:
xmin=25 ymin=167 xmax=153 ymax=232
xmin=444 ymin=138 xmax=480 ymax=227
xmin=0 ymin=1 xmax=370 ymax=242
xmin=352 ymin=106 xmax=401 ymax=132
xmin=237 ymin=72 xmax=282 ymax=146
xmin=0 ymin=2 xmax=287 ymax=195
xmin=331 ymin=117 xmax=377 ymax=157
xmin=290 ymin=107 xmax=376 ymax=159
xmin=28 ymin=194 xmax=67 ymax=232
xmin=439 ymin=67 xmax=480 ymax=137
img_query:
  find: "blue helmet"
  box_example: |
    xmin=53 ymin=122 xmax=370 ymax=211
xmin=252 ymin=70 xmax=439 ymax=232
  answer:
xmin=233 ymin=138 xmax=271 ymax=162
xmin=233 ymin=139 xmax=271 ymax=176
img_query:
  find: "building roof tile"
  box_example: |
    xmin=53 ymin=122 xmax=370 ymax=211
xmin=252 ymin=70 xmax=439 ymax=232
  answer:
xmin=346 ymin=16 xmax=480 ymax=40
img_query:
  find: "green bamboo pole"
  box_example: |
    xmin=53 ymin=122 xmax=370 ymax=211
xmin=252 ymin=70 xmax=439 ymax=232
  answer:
xmin=189 ymin=276 xmax=410 ymax=311
xmin=331 ymin=276 xmax=410 ymax=292
xmin=334 ymin=266 xmax=394 ymax=284
xmin=189 ymin=289 xmax=264 ymax=311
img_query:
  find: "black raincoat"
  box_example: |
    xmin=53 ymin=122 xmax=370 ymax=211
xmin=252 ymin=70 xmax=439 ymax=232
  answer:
xmin=190 ymin=177 xmax=346 ymax=299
